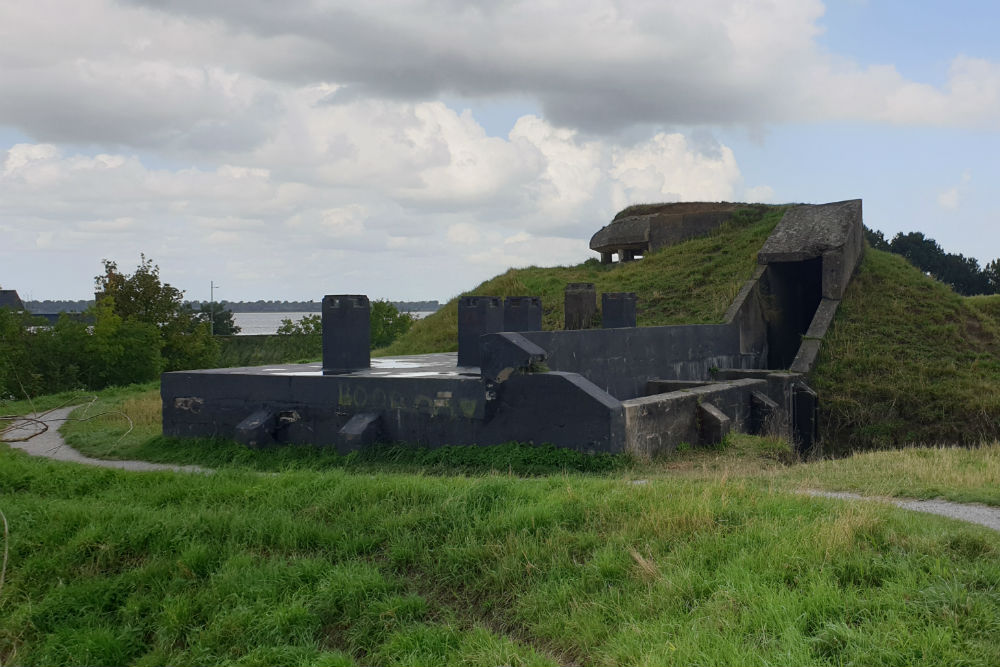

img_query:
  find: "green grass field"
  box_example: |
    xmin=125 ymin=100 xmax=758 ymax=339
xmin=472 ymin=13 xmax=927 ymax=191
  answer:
xmin=3 ymin=385 xmax=1000 ymax=665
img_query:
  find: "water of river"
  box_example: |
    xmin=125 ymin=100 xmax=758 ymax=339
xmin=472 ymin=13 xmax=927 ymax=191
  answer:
xmin=232 ymin=311 xmax=433 ymax=335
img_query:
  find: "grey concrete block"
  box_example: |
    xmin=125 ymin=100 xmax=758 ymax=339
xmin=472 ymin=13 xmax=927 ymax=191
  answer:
xmin=323 ymin=294 xmax=370 ymax=373
xmin=602 ymin=292 xmax=637 ymax=328
xmin=479 ymin=332 xmax=547 ymax=383
xmin=235 ymin=409 xmax=277 ymax=448
xmin=503 ymin=296 xmax=543 ymax=332
xmin=457 ymin=296 xmax=503 ymax=367
xmin=750 ymin=391 xmax=779 ymax=435
xmin=522 ymin=323 xmax=753 ymax=400
xmin=789 ymin=338 xmax=822 ymax=374
xmin=564 ymin=283 xmax=597 ymax=330
xmin=645 ymin=379 xmax=712 ymax=395
xmin=339 ymin=412 xmax=381 ymax=449
xmin=804 ymin=298 xmax=841 ymax=339
xmin=698 ymin=401 xmax=732 ymax=445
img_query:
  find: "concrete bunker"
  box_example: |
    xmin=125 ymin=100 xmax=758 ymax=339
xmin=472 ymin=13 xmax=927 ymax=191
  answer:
xmin=162 ymin=199 xmax=863 ymax=458
xmin=589 ymin=202 xmax=770 ymax=264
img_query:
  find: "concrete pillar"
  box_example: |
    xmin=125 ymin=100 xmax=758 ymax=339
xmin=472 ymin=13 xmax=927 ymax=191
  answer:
xmin=503 ymin=296 xmax=542 ymax=332
xmin=322 ymin=294 xmax=370 ymax=374
xmin=600 ymin=251 xmax=613 ymax=264
xmin=564 ymin=283 xmax=597 ymax=330
xmin=457 ymin=296 xmax=503 ymax=367
xmin=620 ymin=249 xmax=636 ymax=262
xmin=602 ymin=292 xmax=637 ymax=328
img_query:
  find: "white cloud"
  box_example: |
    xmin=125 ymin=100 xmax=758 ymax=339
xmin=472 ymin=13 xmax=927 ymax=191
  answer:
xmin=937 ymin=170 xmax=973 ymax=210
xmin=1 ymin=109 xmax=760 ymax=298
xmin=2 ymin=0 xmax=998 ymax=154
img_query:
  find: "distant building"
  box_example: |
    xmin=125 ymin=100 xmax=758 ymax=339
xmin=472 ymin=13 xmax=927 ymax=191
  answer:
xmin=0 ymin=290 xmax=24 ymax=311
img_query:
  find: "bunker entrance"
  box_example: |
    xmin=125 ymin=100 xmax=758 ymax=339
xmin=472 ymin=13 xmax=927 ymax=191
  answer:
xmin=764 ymin=258 xmax=822 ymax=368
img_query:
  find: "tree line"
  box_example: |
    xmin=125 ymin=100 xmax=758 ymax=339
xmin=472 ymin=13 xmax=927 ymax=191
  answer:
xmin=865 ymin=227 xmax=999 ymax=296
xmin=25 ymin=299 xmax=442 ymax=314
xmin=2 ymin=256 xmax=415 ymax=399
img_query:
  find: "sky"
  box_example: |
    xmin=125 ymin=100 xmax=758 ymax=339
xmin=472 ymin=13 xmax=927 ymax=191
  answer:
xmin=2 ymin=1 xmax=999 ymax=303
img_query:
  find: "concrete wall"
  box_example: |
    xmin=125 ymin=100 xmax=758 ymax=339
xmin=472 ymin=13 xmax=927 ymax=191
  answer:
xmin=162 ymin=364 xmax=626 ymax=453
xmin=520 ymin=323 xmax=764 ymax=400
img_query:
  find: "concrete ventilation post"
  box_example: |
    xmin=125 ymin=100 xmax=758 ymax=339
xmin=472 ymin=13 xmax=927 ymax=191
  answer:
xmin=564 ymin=283 xmax=597 ymax=330
xmin=322 ymin=294 xmax=371 ymax=374
xmin=503 ymin=296 xmax=543 ymax=332
xmin=457 ymin=296 xmax=504 ymax=367
xmin=602 ymin=292 xmax=637 ymax=328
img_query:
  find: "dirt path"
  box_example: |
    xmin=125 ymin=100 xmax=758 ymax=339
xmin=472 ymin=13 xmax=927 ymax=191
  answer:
xmin=805 ymin=489 xmax=1000 ymax=533
xmin=2 ymin=405 xmax=210 ymax=474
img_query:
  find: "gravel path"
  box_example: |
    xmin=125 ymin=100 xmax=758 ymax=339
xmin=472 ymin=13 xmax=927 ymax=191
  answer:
xmin=2 ymin=405 xmax=210 ymax=474
xmin=805 ymin=489 xmax=1000 ymax=533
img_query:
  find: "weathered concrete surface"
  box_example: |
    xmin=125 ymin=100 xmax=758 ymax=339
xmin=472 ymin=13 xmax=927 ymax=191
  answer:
xmin=322 ymin=295 xmax=370 ymax=373
xmin=522 ymin=323 xmax=762 ymax=400
xmin=479 ymin=332 xmax=547 ymax=384
xmin=503 ymin=296 xmax=543 ymax=332
xmin=602 ymin=292 xmax=637 ymax=328
xmin=590 ymin=202 xmax=766 ymax=261
xmin=621 ymin=379 xmax=765 ymax=458
xmin=162 ymin=354 xmax=627 ymax=453
xmin=457 ymin=296 xmax=504 ymax=367
xmin=698 ymin=402 xmax=732 ymax=444
xmin=564 ymin=283 xmax=597 ymax=330
xmin=758 ymin=199 xmax=863 ymax=300
xmin=724 ymin=265 xmax=770 ymax=357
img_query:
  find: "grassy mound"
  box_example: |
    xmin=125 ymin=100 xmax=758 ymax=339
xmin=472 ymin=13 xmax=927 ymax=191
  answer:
xmin=380 ymin=207 xmax=785 ymax=356
xmin=811 ymin=249 xmax=1000 ymax=451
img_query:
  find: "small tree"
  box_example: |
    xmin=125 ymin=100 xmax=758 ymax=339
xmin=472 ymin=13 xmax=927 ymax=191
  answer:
xmin=277 ymin=303 xmax=413 ymax=350
xmin=95 ymin=254 xmax=218 ymax=371
xmin=184 ymin=302 xmax=241 ymax=336
xmin=370 ymin=300 xmax=414 ymax=349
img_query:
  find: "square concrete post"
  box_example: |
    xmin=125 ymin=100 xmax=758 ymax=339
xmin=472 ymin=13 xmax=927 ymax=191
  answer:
xmin=600 ymin=251 xmax=613 ymax=264
xmin=322 ymin=294 xmax=370 ymax=374
xmin=602 ymin=292 xmax=637 ymax=328
xmin=457 ymin=296 xmax=503 ymax=367
xmin=503 ymin=296 xmax=542 ymax=332
xmin=564 ymin=283 xmax=597 ymax=330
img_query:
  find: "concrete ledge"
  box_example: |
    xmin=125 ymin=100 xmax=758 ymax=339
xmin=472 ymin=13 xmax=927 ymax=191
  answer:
xmin=621 ymin=378 xmax=765 ymax=458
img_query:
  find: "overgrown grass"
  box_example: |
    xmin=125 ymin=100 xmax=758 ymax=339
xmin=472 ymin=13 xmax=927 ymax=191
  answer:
xmin=785 ymin=442 xmax=1000 ymax=506
xmin=216 ymin=335 xmax=320 ymax=367
xmin=810 ymin=249 xmax=1000 ymax=452
xmin=379 ymin=207 xmax=785 ymax=356
xmin=3 ymin=439 xmax=1000 ymax=666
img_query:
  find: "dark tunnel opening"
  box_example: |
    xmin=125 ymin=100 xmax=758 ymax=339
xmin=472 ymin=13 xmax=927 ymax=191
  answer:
xmin=763 ymin=258 xmax=823 ymax=368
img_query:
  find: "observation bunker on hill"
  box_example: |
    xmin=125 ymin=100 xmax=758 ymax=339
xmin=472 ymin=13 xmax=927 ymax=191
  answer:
xmin=162 ymin=199 xmax=864 ymax=457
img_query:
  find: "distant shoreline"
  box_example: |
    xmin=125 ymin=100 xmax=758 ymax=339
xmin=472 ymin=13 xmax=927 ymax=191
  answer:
xmin=23 ymin=299 xmax=443 ymax=315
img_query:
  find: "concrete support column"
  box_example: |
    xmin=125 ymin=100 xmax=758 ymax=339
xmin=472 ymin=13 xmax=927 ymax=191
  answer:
xmin=600 ymin=251 xmax=613 ymax=264
xmin=602 ymin=292 xmax=637 ymax=328
xmin=564 ymin=283 xmax=597 ymax=330
xmin=457 ymin=296 xmax=503 ymax=367
xmin=503 ymin=296 xmax=543 ymax=332
xmin=322 ymin=294 xmax=370 ymax=374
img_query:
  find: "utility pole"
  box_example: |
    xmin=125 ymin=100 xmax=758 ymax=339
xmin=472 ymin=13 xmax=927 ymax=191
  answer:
xmin=210 ymin=280 xmax=219 ymax=336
